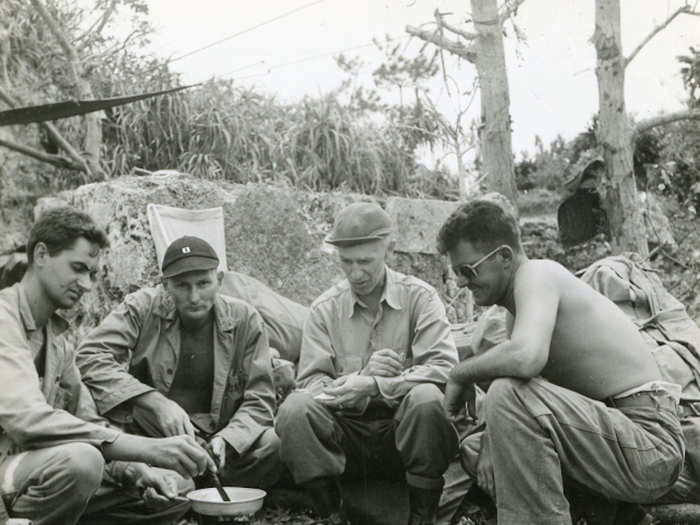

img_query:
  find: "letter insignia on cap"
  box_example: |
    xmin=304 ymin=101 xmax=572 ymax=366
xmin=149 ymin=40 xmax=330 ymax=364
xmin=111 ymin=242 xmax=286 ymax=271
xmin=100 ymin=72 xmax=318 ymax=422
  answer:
xmin=182 ymin=247 xmax=191 ymax=254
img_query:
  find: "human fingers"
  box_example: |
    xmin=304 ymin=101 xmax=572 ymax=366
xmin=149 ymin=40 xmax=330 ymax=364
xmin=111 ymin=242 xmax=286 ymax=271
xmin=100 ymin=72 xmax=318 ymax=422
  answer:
xmin=187 ymin=439 xmax=216 ymax=475
xmin=150 ymin=472 xmax=178 ymax=500
xmin=210 ymin=437 xmax=227 ymax=469
xmin=369 ymin=362 xmax=402 ymax=377
xmin=374 ymin=349 xmax=402 ymax=361
xmin=183 ymin=417 xmax=196 ymax=439
xmin=142 ymin=486 xmax=169 ymax=505
xmin=369 ymin=353 xmax=403 ymax=371
xmin=322 ymin=383 xmax=349 ymax=397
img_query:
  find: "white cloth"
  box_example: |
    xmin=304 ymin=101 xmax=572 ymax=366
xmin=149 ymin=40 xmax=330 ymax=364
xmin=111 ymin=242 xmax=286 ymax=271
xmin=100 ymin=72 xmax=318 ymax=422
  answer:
xmin=146 ymin=203 xmax=227 ymax=272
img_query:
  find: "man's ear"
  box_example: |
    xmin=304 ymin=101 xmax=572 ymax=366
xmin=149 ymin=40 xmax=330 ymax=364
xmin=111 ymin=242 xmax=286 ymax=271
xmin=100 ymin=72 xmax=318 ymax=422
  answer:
xmin=499 ymin=245 xmax=515 ymax=268
xmin=33 ymin=242 xmax=49 ymax=267
xmin=216 ymin=270 xmax=224 ymax=285
xmin=384 ymin=237 xmax=396 ymax=262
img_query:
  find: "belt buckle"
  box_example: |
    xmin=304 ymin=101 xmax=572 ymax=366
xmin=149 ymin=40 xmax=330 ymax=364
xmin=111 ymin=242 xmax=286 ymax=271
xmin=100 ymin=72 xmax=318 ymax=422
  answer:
xmin=686 ymin=401 xmax=700 ymax=417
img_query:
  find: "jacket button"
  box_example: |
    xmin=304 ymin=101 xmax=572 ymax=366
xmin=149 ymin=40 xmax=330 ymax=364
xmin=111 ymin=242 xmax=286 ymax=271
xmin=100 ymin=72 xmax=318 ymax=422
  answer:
xmin=166 ymin=368 xmax=173 ymax=375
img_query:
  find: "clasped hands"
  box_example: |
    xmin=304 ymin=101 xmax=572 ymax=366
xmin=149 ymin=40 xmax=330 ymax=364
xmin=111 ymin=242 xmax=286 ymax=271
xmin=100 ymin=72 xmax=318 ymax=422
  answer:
xmin=315 ymin=349 xmax=403 ymax=410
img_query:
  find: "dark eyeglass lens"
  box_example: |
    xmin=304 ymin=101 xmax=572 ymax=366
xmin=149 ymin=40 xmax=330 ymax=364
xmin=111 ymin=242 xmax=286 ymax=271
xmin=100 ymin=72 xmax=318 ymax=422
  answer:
xmin=457 ymin=265 xmax=476 ymax=280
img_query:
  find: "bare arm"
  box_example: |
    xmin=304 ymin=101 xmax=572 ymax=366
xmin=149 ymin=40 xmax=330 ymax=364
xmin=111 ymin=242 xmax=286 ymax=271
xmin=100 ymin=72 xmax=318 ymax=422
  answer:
xmin=450 ymin=263 xmax=558 ymax=385
xmin=445 ymin=263 xmax=559 ymax=417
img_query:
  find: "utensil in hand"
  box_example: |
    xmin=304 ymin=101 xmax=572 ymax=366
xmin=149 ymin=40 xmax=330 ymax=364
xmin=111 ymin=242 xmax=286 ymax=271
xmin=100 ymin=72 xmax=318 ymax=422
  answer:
xmin=205 ymin=443 xmax=231 ymax=502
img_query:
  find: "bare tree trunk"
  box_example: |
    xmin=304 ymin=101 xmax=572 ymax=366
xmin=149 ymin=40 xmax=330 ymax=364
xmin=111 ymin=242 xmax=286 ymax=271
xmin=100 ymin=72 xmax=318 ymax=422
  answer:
xmin=592 ymin=0 xmax=647 ymax=256
xmin=31 ymin=0 xmax=104 ymax=180
xmin=471 ymin=0 xmax=517 ymax=204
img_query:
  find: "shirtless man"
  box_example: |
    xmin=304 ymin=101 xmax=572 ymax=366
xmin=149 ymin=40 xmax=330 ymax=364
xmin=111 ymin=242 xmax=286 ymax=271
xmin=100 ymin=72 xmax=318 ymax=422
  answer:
xmin=437 ymin=199 xmax=683 ymax=525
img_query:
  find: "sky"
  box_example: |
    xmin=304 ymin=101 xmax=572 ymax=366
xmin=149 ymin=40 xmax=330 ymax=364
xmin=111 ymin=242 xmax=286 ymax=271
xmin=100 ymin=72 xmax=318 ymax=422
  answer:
xmin=134 ymin=0 xmax=699 ymax=169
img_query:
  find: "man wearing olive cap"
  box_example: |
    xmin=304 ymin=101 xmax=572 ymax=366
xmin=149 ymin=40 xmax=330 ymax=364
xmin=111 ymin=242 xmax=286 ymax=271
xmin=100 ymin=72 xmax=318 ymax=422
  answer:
xmin=276 ymin=202 xmax=459 ymax=525
xmin=76 ymin=235 xmax=281 ymax=490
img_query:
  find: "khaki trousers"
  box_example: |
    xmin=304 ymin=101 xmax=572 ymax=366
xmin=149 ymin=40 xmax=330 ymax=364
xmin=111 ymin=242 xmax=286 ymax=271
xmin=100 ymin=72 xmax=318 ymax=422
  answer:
xmin=462 ymin=377 xmax=684 ymax=525
xmin=0 ymin=443 xmax=189 ymax=525
xmin=276 ymin=383 xmax=458 ymax=490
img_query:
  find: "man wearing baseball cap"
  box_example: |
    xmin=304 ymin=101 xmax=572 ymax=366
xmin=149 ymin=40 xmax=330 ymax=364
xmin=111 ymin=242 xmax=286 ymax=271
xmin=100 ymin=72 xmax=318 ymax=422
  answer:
xmin=76 ymin=235 xmax=281 ymax=490
xmin=276 ymin=202 xmax=459 ymax=525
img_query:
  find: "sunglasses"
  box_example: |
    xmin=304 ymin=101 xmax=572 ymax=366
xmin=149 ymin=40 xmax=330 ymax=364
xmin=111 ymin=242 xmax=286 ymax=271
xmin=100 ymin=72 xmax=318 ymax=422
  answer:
xmin=453 ymin=244 xmax=509 ymax=281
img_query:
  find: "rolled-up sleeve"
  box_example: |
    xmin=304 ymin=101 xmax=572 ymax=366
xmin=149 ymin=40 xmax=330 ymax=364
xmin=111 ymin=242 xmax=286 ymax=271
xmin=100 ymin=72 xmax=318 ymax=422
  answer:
xmin=76 ymin=292 xmax=156 ymax=414
xmin=218 ymin=310 xmax=276 ymax=455
xmin=375 ymin=289 xmax=458 ymax=400
xmin=0 ymin=306 xmax=120 ymax=450
xmin=295 ymin=306 xmax=337 ymax=394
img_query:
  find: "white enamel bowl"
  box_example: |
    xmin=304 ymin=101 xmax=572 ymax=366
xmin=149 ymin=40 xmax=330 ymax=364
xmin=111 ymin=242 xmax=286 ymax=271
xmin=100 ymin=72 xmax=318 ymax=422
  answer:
xmin=186 ymin=487 xmax=266 ymax=516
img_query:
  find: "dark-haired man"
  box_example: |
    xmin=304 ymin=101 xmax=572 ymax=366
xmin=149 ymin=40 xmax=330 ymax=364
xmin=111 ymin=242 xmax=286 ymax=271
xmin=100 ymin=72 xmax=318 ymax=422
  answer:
xmin=76 ymin=236 xmax=280 ymax=490
xmin=436 ymin=199 xmax=684 ymax=525
xmin=276 ymin=202 xmax=459 ymax=525
xmin=0 ymin=207 xmax=214 ymax=525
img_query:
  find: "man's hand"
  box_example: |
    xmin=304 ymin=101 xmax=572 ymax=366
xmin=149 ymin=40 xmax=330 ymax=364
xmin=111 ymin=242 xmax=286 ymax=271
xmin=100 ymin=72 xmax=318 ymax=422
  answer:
xmin=476 ymin=438 xmax=495 ymax=499
xmin=142 ymin=435 xmax=216 ymax=478
xmin=361 ymin=349 xmax=403 ymax=377
xmin=443 ymin=377 xmax=476 ymax=422
xmin=208 ymin=435 xmax=227 ymax=469
xmin=320 ymin=375 xmax=377 ymax=411
xmin=125 ymin=463 xmax=179 ymax=504
xmin=132 ymin=391 xmax=195 ymax=438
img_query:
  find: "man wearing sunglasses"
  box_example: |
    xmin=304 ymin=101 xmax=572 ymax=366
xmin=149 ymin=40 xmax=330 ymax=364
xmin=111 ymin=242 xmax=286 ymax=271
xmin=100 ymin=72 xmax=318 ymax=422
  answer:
xmin=276 ymin=202 xmax=459 ymax=525
xmin=436 ymin=199 xmax=683 ymax=525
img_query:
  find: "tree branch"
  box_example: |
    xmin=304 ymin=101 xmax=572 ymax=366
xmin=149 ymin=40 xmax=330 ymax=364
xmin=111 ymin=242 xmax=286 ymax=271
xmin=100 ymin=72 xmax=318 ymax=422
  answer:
xmin=30 ymin=0 xmax=75 ymax=59
xmin=625 ymin=4 xmax=699 ymax=67
xmin=499 ymin=0 xmax=527 ymax=24
xmin=0 ymin=86 xmax=90 ymax=173
xmin=406 ymin=26 xmax=477 ymax=62
xmin=434 ymin=9 xmax=477 ymax=40
xmin=634 ymin=108 xmax=700 ymax=136
xmin=92 ymin=0 xmax=117 ymax=36
xmin=0 ymin=137 xmax=85 ymax=171
xmin=30 ymin=0 xmax=103 ymax=179
xmin=75 ymin=0 xmax=117 ymax=43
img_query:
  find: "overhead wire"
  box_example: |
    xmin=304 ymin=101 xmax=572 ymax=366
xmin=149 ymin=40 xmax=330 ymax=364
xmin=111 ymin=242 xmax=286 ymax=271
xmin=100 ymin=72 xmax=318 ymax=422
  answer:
xmin=225 ymin=34 xmax=410 ymax=82
xmin=171 ymin=0 xmax=327 ymax=62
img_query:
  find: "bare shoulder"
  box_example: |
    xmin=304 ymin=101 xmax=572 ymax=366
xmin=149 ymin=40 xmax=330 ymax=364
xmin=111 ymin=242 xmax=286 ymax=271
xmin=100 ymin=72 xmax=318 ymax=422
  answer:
xmin=515 ymin=259 xmax=572 ymax=287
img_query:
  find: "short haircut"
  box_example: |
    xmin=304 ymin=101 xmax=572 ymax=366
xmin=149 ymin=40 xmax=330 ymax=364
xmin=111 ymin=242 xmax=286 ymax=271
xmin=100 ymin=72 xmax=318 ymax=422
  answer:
xmin=27 ymin=207 xmax=108 ymax=265
xmin=437 ymin=199 xmax=521 ymax=255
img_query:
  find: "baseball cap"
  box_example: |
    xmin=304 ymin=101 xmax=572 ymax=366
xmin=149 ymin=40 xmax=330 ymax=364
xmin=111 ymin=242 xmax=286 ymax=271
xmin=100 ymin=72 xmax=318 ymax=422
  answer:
xmin=325 ymin=202 xmax=393 ymax=246
xmin=161 ymin=236 xmax=219 ymax=278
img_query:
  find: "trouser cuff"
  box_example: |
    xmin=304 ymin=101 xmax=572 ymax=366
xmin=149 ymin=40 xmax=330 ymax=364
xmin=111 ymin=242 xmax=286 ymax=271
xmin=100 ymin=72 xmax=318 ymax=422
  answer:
xmin=406 ymin=472 xmax=444 ymax=490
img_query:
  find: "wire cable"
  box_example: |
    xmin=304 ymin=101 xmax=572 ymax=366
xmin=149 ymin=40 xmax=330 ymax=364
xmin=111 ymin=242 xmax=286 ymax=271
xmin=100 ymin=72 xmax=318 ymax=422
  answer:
xmin=171 ymin=0 xmax=327 ymax=62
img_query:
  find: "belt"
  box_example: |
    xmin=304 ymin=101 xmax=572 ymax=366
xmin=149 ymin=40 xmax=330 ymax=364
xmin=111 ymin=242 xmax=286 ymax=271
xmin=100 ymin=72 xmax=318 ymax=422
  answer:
xmin=607 ymin=390 xmax=677 ymax=412
xmin=678 ymin=401 xmax=700 ymax=419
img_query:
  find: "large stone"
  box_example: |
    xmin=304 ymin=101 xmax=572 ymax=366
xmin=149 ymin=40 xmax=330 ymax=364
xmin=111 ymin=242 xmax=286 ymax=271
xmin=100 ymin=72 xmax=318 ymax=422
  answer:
xmin=35 ymin=174 xmax=467 ymax=336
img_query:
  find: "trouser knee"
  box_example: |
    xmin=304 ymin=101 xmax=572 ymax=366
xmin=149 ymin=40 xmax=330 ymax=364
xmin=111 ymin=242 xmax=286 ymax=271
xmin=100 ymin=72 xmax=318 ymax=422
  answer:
xmin=276 ymin=391 xmax=316 ymax=436
xmin=59 ymin=442 xmax=105 ymax=496
xmin=401 ymin=383 xmax=445 ymax=422
xmin=485 ymin=377 xmax=528 ymax=420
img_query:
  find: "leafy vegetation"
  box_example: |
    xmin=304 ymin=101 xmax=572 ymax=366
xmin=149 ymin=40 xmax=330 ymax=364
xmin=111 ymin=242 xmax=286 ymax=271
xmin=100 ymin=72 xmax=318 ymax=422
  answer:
xmin=1 ymin=1 xmax=460 ymax=203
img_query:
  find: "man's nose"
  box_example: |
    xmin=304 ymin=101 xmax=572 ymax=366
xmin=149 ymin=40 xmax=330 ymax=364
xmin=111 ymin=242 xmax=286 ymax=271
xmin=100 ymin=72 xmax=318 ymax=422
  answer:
xmin=77 ymin=273 xmax=92 ymax=291
xmin=349 ymin=266 xmax=363 ymax=280
xmin=188 ymin=288 xmax=200 ymax=303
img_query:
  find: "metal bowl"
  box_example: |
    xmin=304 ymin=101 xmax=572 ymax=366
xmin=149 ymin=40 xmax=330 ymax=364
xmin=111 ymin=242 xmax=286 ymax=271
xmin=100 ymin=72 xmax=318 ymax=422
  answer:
xmin=186 ymin=487 xmax=266 ymax=516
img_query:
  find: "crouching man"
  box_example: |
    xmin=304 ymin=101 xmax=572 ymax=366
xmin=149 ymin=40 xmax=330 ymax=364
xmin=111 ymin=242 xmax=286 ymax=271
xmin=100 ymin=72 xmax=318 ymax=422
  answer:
xmin=276 ymin=202 xmax=459 ymax=525
xmin=76 ymin=235 xmax=280 ymax=490
xmin=437 ymin=199 xmax=684 ymax=525
xmin=0 ymin=207 xmax=214 ymax=525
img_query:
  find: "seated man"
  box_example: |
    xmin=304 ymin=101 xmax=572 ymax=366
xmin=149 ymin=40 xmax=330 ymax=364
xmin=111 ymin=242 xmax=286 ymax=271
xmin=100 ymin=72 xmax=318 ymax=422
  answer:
xmin=76 ymin=235 xmax=280 ymax=489
xmin=437 ymin=199 xmax=684 ymax=525
xmin=276 ymin=202 xmax=459 ymax=525
xmin=0 ymin=207 xmax=214 ymax=525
